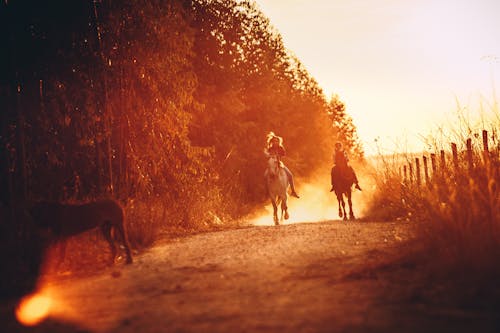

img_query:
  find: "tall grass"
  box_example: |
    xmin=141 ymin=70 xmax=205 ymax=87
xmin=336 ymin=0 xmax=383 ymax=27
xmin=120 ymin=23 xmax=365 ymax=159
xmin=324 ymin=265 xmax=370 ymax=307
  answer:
xmin=365 ymin=105 xmax=500 ymax=299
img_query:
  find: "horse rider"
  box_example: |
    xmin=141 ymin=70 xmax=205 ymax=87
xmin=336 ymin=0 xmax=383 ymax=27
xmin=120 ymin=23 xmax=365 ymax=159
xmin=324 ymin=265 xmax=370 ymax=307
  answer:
xmin=265 ymin=132 xmax=300 ymax=198
xmin=331 ymin=142 xmax=362 ymax=192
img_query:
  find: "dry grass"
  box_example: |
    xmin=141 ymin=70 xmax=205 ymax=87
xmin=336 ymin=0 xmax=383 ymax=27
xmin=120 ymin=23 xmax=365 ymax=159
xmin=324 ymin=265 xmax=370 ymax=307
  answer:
xmin=364 ymin=107 xmax=500 ymax=307
xmin=125 ymin=190 xmax=235 ymax=248
xmin=419 ymin=155 xmax=500 ymax=275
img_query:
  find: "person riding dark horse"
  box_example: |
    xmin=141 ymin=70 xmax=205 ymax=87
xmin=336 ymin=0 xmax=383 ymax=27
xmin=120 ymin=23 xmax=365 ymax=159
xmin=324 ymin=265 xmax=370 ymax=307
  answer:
xmin=330 ymin=142 xmax=362 ymax=192
xmin=265 ymin=132 xmax=300 ymax=198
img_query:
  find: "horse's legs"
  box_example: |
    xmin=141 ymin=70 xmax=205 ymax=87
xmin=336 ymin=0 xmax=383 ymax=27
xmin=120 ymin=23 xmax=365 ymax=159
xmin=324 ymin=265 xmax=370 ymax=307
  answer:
xmin=340 ymin=194 xmax=348 ymax=221
xmin=337 ymin=193 xmax=347 ymax=219
xmin=337 ymin=194 xmax=343 ymax=218
xmin=347 ymin=190 xmax=355 ymax=220
xmin=271 ymin=199 xmax=279 ymax=225
xmin=280 ymin=202 xmax=283 ymax=222
xmin=282 ymin=197 xmax=289 ymax=221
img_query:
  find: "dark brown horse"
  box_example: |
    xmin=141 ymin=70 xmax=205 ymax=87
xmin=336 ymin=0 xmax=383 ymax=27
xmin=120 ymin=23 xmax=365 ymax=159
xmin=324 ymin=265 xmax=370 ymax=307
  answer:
xmin=331 ymin=165 xmax=356 ymax=220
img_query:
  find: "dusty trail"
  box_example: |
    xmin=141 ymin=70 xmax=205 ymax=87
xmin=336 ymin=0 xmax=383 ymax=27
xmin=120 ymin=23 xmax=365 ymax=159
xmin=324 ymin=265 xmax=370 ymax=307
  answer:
xmin=3 ymin=220 xmax=496 ymax=332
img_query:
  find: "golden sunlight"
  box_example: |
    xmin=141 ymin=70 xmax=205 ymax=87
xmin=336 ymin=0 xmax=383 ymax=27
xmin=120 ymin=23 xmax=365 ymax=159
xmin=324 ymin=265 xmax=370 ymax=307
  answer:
xmin=16 ymin=292 xmax=53 ymax=326
xmin=255 ymin=0 xmax=500 ymax=155
xmin=250 ymin=171 xmax=371 ymax=226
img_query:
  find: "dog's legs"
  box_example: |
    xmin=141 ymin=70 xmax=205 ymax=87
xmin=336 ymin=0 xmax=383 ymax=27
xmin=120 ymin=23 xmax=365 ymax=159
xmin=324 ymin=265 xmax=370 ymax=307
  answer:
xmin=101 ymin=223 xmax=117 ymax=264
xmin=116 ymin=223 xmax=133 ymax=264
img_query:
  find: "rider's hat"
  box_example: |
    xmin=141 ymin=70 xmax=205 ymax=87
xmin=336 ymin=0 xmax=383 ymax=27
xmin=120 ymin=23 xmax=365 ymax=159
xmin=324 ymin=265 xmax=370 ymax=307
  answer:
xmin=267 ymin=132 xmax=282 ymax=146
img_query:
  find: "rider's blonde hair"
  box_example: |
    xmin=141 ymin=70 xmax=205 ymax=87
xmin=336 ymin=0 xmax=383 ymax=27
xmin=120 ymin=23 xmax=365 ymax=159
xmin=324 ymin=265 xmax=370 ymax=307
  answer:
xmin=266 ymin=131 xmax=283 ymax=147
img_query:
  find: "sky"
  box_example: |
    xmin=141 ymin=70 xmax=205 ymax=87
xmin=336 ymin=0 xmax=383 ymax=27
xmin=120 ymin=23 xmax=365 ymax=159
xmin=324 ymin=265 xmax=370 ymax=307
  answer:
xmin=254 ymin=0 xmax=500 ymax=154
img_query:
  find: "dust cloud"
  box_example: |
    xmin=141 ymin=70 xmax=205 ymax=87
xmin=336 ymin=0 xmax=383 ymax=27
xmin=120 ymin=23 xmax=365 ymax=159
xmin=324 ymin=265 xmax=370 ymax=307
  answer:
xmin=248 ymin=165 xmax=374 ymax=226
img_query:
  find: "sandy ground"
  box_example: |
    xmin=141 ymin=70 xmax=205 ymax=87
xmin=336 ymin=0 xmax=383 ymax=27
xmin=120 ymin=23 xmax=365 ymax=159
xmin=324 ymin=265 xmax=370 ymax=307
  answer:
xmin=2 ymin=220 xmax=499 ymax=333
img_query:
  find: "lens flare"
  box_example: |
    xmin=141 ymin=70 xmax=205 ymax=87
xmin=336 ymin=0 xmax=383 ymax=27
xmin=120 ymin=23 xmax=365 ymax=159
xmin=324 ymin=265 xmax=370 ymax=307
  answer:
xmin=16 ymin=292 xmax=52 ymax=326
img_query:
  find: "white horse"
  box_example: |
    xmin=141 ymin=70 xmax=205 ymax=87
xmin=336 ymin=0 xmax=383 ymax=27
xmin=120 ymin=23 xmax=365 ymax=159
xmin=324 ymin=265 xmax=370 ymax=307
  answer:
xmin=265 ymin=154 xmax=290 ymax=225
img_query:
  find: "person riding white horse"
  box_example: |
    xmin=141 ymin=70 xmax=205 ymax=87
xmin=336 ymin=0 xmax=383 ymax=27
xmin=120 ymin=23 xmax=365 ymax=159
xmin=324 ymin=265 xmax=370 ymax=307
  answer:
xmin=264 ymin=132 xmax=300 ymax=198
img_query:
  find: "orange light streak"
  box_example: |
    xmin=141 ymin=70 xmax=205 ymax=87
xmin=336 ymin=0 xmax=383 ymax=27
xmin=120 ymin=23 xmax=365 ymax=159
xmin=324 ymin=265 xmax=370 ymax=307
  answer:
xmin=15 ymin=292 xmax=53 ymax=326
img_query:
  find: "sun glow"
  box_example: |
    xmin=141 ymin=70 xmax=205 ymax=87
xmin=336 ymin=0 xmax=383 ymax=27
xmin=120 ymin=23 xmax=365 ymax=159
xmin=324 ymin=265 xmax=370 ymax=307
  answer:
xmin=14 ymin=279 xmax=79 ymax=328
xmin=16 ymin=291 xmax=53 ymax=326
xmin=255 ymin=0 xmax=500 ymax=155
xmin=249 ymin=171 xmax=372 ymax=226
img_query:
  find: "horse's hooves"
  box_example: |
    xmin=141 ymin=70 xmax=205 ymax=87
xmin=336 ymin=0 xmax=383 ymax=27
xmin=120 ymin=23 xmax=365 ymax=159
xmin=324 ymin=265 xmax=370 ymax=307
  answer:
xmin=343 ymin=216 xmax=348 ymax=221
xmin=350 ymin=215 xmax=356 ymax=221
xmin=284 ymin=212 xmax=289 ymax=220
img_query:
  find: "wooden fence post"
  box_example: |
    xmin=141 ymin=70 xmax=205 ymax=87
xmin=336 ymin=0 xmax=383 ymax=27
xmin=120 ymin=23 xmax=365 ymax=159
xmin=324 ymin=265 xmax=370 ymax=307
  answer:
xmin=415 ymin=157 xmax=421 ymax=187
xmin=451 ymin=143 xmax=459 ymax=173
xmin=466 ymin=138 xmax=473 ymax=174
xmin=423 ymin=155 xmax=429 ymax=185
xmin=430 ymin=153 xmax=437 ymax=176
xmin=482 ymin=130 xmax=490 ymax=162
xmin=409 ymin=163 xmax=414 ymax=184
xmin=440 ymin=150 xmax=446 ymax=176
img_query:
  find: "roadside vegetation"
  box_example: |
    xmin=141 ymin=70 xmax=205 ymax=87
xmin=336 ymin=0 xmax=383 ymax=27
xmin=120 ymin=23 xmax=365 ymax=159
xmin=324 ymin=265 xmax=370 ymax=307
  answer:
xmin=0 ymin=0 xmax=365 ymax=294
xmin=0 ymin=0 xmax=364 ymax=235
xmin=365 ymin=103 xmax=500 ymax=308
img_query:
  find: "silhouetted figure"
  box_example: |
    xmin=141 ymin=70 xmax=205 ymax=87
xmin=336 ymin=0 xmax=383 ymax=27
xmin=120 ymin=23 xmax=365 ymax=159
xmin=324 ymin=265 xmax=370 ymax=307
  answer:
xmin=331 ymin=142 xmax=362 ymax=192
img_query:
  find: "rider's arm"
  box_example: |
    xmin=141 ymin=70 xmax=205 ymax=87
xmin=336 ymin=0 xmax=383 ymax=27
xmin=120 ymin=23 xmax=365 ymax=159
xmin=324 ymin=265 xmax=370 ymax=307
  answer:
xmin=278 ymin=146 xmax=286 ymax=157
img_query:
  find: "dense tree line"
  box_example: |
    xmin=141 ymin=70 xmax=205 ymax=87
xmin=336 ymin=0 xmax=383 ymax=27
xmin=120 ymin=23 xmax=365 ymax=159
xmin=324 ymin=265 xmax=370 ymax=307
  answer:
xmin=0 ymin=0 xmax=363 ymax=229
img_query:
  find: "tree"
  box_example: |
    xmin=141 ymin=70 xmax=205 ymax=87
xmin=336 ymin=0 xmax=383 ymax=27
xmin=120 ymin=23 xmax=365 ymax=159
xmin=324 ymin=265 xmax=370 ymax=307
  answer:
xmin=327 ymin=95 xmax=364 ymax=161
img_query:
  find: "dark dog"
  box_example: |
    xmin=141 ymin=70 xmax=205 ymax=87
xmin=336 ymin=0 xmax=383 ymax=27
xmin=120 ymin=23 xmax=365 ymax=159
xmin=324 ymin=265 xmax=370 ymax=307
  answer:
xmin=31 ymin=199 xmax=133 ymax=264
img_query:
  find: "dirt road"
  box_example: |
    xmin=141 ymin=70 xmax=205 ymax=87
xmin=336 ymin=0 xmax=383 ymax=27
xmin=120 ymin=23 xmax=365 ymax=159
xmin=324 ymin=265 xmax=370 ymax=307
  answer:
xmin=3 ymin=220 xmax=498 ymax=332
